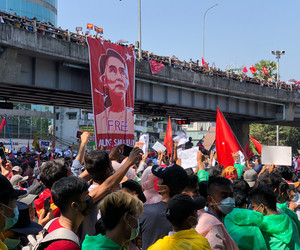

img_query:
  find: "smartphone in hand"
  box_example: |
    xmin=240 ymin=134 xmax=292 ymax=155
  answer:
xmin=123 ymin=145 xmax=133 ymax=156
xmin=44 ymin=196 xmax=51 ymax=213
xmin=76 ymin=130 xmax=83 ymax=139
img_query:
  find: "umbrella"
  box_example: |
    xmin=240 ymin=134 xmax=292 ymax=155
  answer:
xmin=296 ymin=81 xmax=300 ymax=85
xmin=288 ymin=79 xmax=297 ymax=83
xmin=116 ymin=39 xmax=128 ymax=44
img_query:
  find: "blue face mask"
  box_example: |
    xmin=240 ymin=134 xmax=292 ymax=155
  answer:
xmin=1 ymin=204 xmax=19 ymax=231
xmin=293 ymin=192 xmax=299 ymax=202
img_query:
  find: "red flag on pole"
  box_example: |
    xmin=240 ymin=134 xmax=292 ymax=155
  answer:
xmin=249 ymin=65 xmax=257 ymax=74
xmin=243 ymin=66 xmax=248 ymax=73
xmin=201 ymin=57 xmax=205 ymax=66
xmin=245 ymin=142 xmax=254 ymax=160
xmin=164 ymin=117 xmax=173 ymax=158
xmin=87 ymin=23 xmax=93 ymax=29
xmin=262 ymin=66 xmax=268 ymax=74
xmin=50 ymin=151 xmax=54 ymax=161
xmin=249 ymin=136 xmax=262 ymax=154
xmin=26 ymin=141 xmax=30 ymax=153
xmin=149 ymin=60 xmax=164 ymax=75
xmin=0 ymin=116 xmax=7 ymax=131
xmin=215 ymin=107 xmax=244 ymax=168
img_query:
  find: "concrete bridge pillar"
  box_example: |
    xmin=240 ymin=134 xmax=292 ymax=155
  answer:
xmin=0 ymin=47 xmax=21 ymax=84
xmin=228 ymin=121 xmax=249 ymax=150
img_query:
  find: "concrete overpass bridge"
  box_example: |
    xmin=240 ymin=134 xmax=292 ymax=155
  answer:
xmin=0 ymin=23 xmax=299 ymax=145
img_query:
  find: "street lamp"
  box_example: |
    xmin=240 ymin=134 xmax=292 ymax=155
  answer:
xmin=138 ymin=0 xmax=142 ymax=61
xmin=203 ymin=4 xmax=218 ymax=60
xmin=120 ymin=0 xmax=142 ymax=60
xmin=271 ymin=50 xmax=285 ymax=146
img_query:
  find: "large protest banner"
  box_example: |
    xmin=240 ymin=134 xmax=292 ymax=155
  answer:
xmin=86 ymin=38 xmax=135 ymax=149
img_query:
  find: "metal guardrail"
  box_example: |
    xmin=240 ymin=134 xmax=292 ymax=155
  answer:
xmin=1 ymin=10 xmax=300 ymax=93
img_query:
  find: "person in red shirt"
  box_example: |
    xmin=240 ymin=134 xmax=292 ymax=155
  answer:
xmin=34 ymin=158 xmax=71 ymax=219
xmin=44 ymin=176 xmax=93 ymax=249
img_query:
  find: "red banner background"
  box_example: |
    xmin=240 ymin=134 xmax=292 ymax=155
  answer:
xmin=87 ymin=38 xmax=135 ymax=149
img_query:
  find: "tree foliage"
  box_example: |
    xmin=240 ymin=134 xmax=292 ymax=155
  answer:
xmin=253 ymin=60 xmax=277 ymax=81
xmin=249 ymin=123 xmax=300 ymax=154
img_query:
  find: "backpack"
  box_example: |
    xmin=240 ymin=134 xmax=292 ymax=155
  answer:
xmin=22 ymin=218 xmax=81 ymax=250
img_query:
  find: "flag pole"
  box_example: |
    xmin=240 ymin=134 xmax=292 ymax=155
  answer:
xmin=4 ymin=114 xmax=13 ymax=150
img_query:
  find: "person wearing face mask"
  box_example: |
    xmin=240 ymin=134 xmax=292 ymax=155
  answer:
xmin=40 ymin=176 xmax=93 ymax=250
xmin=0 ymin=202 xmax=43 ymax=249
xmin=140 ymin=164 xmax=189 ymax=250
xmin=249 ymin=186 xmax=300 ymax=250
xmin=82 ymin=191 xmax=143 ymax=250
xmin=195 ymin=177 xmax=238 ymax=250
xmin=224 ymin=189 xmax=267 ymax=250
xmin=149 ymin=194 xmax=211 ymax=249
xmin=0 ymin=174 xmax=27 ymax=250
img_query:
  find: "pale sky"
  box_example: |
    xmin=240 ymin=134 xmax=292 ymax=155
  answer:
xmin=58 ymin=0 xmax=300 ymax=82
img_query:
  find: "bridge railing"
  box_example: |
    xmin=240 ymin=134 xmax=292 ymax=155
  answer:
xmin=1 ymin=10 xmax=299 ymax=93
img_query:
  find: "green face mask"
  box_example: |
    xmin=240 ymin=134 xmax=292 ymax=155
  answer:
xmin=127 ymin=214 xmax=140 ymax=241
xmin=4 ymin=237 xmax=21 ymax=249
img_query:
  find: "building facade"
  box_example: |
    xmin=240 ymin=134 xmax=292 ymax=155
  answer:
xmin=0 ymin=0 xmax=57 ymax=25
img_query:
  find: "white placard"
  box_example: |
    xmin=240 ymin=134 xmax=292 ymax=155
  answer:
xmin=139 ymin=134 xmax=149 ymax=155
xmin=152 ymin=141 xmax=166 ymax=152
xmin=261 ymin=146 xmax=292 ymax=166
xmin=178 ymin=147 xmax=198 ymax=169
xmin=173 ymin=132 xmax=188 ymax=146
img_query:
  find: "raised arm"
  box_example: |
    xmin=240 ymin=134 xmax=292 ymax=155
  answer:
xmin=89 ymin=147 xmax=143 ymax=203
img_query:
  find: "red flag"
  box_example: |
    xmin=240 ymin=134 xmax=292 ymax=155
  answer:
xmin=26 ymin=141 xmax=30 ymax=153
xmin=52 ymin=139 xmax=55 ymax=149
xmin=0 ymin=116 xmax=7 ymax=131
xmin=201 ymin=57 xmax=205 ymax=66
xmin=50 ymin=151 xmax=54 ymax=161
xmin=36 ymin=140 xmax=41 ymax=152
xmin=215 ymin=107 xmax=244 ymax=168
xmin=87 ymin=23 xmax=93 ymax=29
xmin=245 ymin=142 xmax=254 ymax=160
xmin=249 ymin=65 xmax=257 ymax=74
xmin=94 ymin=26 xmax=103 ymax=34
xmin=164 ymin=117 xmax=173 ymax=157
xmin=263 ymin=66 xmax=268 ymax=74
xmin=249 ymin=136 xmax=262 ymax=154
xmin=149 ymin=60 xmax=164 ymax=75
xmin=243 ymin=66 xmax=248 ymax=73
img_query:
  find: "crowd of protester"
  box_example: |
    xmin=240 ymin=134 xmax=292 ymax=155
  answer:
xmin=0 ymin=131 xmax=300 ymax=249
xmin=1 ymin=10 xmax=300 ymax=93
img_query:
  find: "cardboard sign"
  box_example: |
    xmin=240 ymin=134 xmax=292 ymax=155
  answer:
xmin=178 ymin=147 xmax=198 ymax=169
xmin=261 ymin=146 xmax=292 ymax=166
xmin=152 ymin=141 xmax=166 ymax=152
xmin=76 ymin=27 xmax=82 ymax=32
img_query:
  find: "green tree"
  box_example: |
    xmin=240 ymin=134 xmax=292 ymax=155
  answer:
xmin=250 ymin=123 xmax=300 ymax=153
xmin=253 ymin=60 xmax=277 ymax=81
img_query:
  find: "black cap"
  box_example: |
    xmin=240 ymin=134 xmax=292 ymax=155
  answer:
xmin=166 ymin=193 xmax=206 ymax=220
xmin=11 ymin=201 xmax=43 ymax=235
xmin=122 ymin=180 xmax=147 ymax=203
xmin=0 ymin=174 xmax=27 ymax=199
xmin=152 ymin=164 xmax=189 ymax=193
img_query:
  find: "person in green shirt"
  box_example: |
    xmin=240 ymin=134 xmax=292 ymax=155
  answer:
xmin=82 ymin=191 xmax=143 ymax=250
xmin=249 ymin=186 xmax=300 ymax=250
xmin=225 ymin=189 xmax=267 ymax=249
